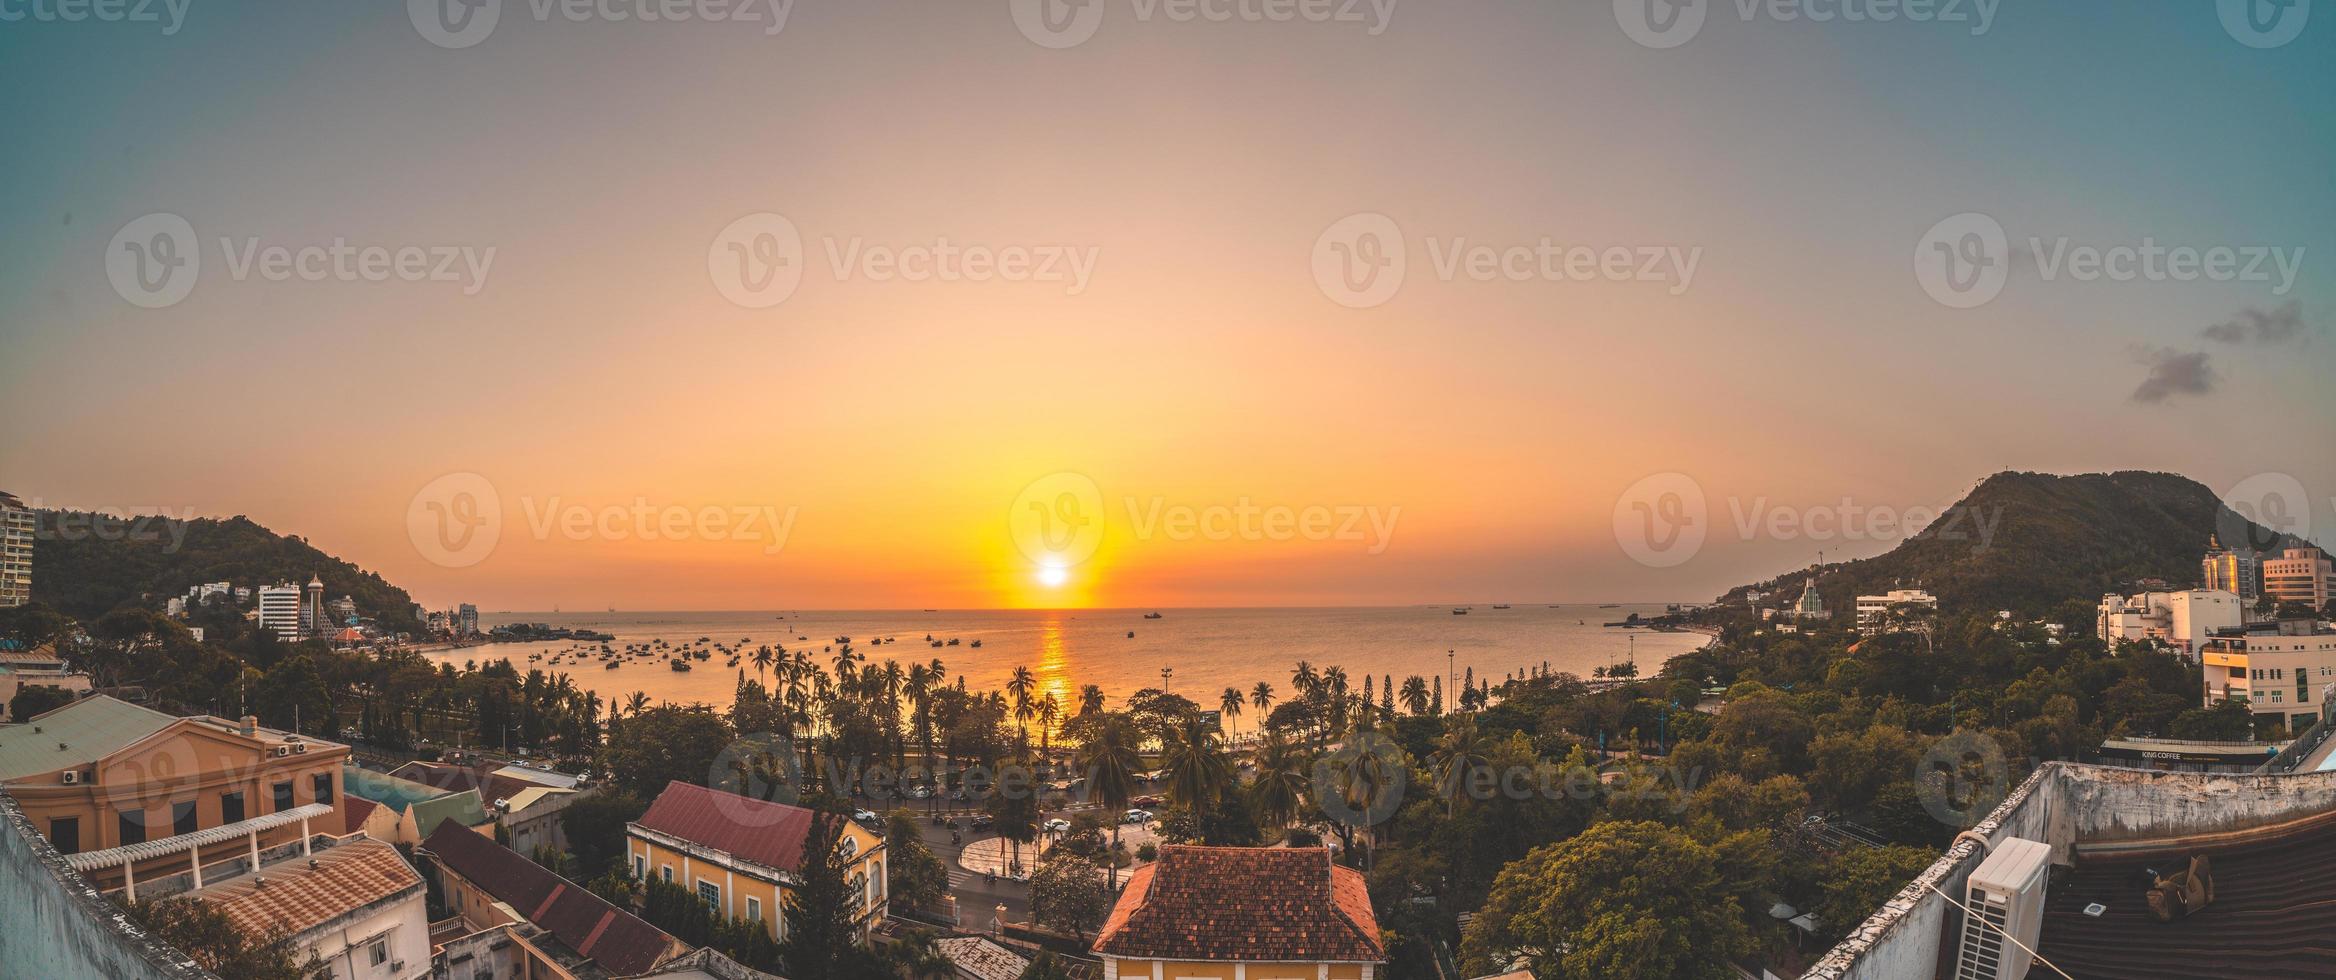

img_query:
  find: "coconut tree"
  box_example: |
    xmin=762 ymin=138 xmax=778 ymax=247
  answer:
xmin=1400 ymin=675 xmax=1430 ymax=716
xmin=1219 ymin=687 xmax=1245 ymax=744
xmin=1078 ymin=684 xmax=1106 ymax=717
xmin=1078 ymin=713 xmax=1142 ymax=889
xmin=1161 ymin=714 xmax=1233 ymax=834
xmin=1248 ymin=731 xmax=1311 ymax=834
xmin=1250 ymin=681 xmax=1275 ymax=722
xmin=1007 ymin=665 xmax=1036 ymax=748
xmin=1429 ymin=714 xmax=1494 ymax=817
xmin=1037 ymin=693 xmax=1060 ymax=762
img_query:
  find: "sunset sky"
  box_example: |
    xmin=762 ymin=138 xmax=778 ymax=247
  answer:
xmin=2 ymin=3 xmax=2330 ymax=610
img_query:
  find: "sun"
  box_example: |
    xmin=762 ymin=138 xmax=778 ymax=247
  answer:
xmin=1037 ymin=565 xmax=1070 ymax=588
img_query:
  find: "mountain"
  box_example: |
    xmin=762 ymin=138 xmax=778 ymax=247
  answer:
xmin=1719 ymin=471 xmax=2316 ymax=617
xmin=28 ymin=510 xmax=422 ymax=631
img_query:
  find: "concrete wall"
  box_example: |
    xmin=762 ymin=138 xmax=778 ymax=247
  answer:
xmin=0 ymin=792 xmax=214 ymax=980
xmin=1805 ymin=762 xmax=2336 ymax=979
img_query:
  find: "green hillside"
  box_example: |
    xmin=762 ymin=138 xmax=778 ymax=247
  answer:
xmin=1720 ymin=471 xmax=2316 ymax=617
xmin=29 ymin=511 xmax=422 ymax=631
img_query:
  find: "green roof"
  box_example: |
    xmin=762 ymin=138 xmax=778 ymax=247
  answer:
xmin=409 ymin=789 xmax=488 ymax=837
xmin=0 ymin=695 xmax=177 ymax=782
xmin=343 ymin=765 xmax=453 ymax=815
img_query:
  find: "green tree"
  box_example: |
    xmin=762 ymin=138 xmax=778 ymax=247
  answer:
xmin=1078 ymin=713 xmax=1142 ymax=888
xmin=1021 ymin=951 xmax=1077 ymax=980
xmin=1816 ymin=845 xmax=1940 ymax=941
xmin=126 ymin=897 xmax=327 ymax=980
xmin=1248 ymin=731 xmax=1312 ymax=833
xmin=779 ymin=811 xmax=860 ymax=978
xmin=1029 ymin=851 xmax=1112 ymax=940
xmin=599 ymin=705 xmax=735 ymax=798
xmin=884 ymin=810 xmax=951 ymax=912
xmin=8 ymin=683 xmax=76 ymax=722
xmin=1458 ymin=821 xmax=1757 ymax=980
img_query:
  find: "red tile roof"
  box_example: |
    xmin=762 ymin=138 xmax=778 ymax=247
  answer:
xmin=340 ymin=797 xmax=381 ymax=836
xmin=193 ymin=838 xmax=421 ymax=940
xmin=423 ymin=821 xmax=678 ymax=976
xmin=1092 ymin=846 xmax=1383 ymax=963
xmin=634 ymin=780 xmax=819 ymax=874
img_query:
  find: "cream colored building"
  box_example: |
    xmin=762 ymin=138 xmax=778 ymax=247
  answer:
xmin=2201 ymin=621 xmax=2336 ymax=731
xmin=2098 ymin=589 xmax=2245 ymax=656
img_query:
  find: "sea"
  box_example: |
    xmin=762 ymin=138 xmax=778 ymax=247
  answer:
xmin=425 ymin=605 xmax=1708 ymax=716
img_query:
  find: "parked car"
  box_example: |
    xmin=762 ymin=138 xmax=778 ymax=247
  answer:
xmin=853 ymin=809 xmax=881 ymax=827
xmin=1043 ymin=818 xmax=1072 ymax=834
xmin=1131 ymin=795 xmax=1163 ymax=808
xmin=972 ymin=814 xmax=996 ymax=830
xmin=906 ymin=784 xmax=934 ymax=799
xmin=1121 ymin=808 xmax=1154 ymax=824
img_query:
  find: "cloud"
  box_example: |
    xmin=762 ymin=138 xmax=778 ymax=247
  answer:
xmin=2203 ymin=301 xmax=2309 ymax=345
xmin=2130 ymin=348 xmax=2216 ymax=404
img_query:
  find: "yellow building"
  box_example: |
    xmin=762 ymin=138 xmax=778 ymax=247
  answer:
xmin=1093 ymin=845 xmax=1384 ymax=980
xmin=625 ymin=781 xmax=888 ymax=941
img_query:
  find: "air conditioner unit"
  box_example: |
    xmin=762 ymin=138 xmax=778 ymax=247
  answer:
xmin=60 ymin=770 xmax=80 ymax=785
xmin=1955 ymin=837 xmax=2051 ymax=980
xmin=389 ymin=961 xmax=405 ymax=973
xmin=292 ymin=743 xmax=307 ymax=754
xmin=272 ymin=746 xmax=291 ymax=758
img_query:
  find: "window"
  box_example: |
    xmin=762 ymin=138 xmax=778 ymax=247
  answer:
xmin=367 ymin=938 xmax=388 ymax=966
xmin=220 ymin=791 xmax=245 ymax=824
xmin=272 ymin=781 xmax=294 ymax=813
xmin=49 ymin=817 xmax=79 ymax=855
xmin=313 ymin=773 xmax=334 ymax=805
xmin=661 ymin=864 xmax=673 ymax=883
xmin=119 ymin=810 xmax=146 ymax=847
xmin=2272 ymin=691 xmax=2285 ymax=703
xmin=173 ymin=800 xmax=198 ymax=836
xmin=745 ymin=897 xmax=761 ymax=922
xmin=633 ymin=854 xmax=646 ymax=879
xmin=698 ymin=880 xmax=721 ymax=911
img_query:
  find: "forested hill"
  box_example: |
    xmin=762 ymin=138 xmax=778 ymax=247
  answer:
xmin=29 ymin=510 xmax=422 ymax=631
xmin=1720 ymin=470 xmax=2315 ymax=617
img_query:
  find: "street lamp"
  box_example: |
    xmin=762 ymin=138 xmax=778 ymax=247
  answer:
xmin=1160 ymin=666 xmax=1172 ymax=694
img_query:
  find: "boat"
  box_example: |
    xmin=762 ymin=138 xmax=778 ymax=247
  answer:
xmin=1144 ymin=612 xmax=1163 ymax=619
xmin=670 ymin=659 xmax=692 ymax=672
xmin=605 ymin=661 xmax=620 ymax=669
xmin=1598 ymin=604 xmax=1620 ymax=609
xmin=947 ymin=638 xmax=960 ymax=646
xmin=969 ymin=640 xmax=982 ymax=648
xmin=1491 ymin=604 xmax=1510 ymax=610
xmin=1452 ymin=608 xmax=1468 ymax=615
xmin=1126 ymin=631 xmax=1136 ymax=638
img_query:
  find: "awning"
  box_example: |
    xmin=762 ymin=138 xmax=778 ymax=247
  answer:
xmin=64 ymin=802 xmax=335 ymax=872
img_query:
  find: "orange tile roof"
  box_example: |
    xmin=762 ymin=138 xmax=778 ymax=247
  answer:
xmin=1092 ymin=845 xmax=1383 ymax=963
xmin=193 ymin=838 xmax=421 ymax=939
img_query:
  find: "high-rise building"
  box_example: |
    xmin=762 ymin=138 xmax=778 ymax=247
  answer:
xmin=301 ymin=573 xmax=325 ymax=636
xmin=0 ymin=490 xmax=32 ymax=608
xmin=257 ymin=584 xmax=302 ymax=640
xmin=2201 ymin=534 xmax=2261 ymax=601
xmin=2262 ymin=547 xmax=2333 ymax=611
xmin=1857 ymin=588 xmax=1940 ymax=635
xmin=457 ymin=603 xmax=479 ymax=637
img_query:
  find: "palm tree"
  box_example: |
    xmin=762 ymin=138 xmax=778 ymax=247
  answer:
xmin=751 ymin=644 xmax=775 ymax=681
xmin=1248 ymin=731 xmax=1310 ymax=834
xmin=1400 ymin=676 xmax=1430 ymax=716
xmin=1161 ymin=714 xmax=1232 ymax=833
xmin=1429 ymin=715 xmax=1494 ymax=817
xmin=1079 ymin=714 xmax=1142 ymax=889
xmin=1219 ymin=687 xmax=1245 ymax=744
xmin=1250 ymin=681 xmax=1275 ymax=723
xmin=1037 ymin=693 xmax=1060 ymax=762
xmin=624 ymin=691 xmax=649 ymax=716
xmin=1078 ymin=684 xmax=1106 ymax=717
xmin=1007 ymin=666 xmax=1036 ymax=747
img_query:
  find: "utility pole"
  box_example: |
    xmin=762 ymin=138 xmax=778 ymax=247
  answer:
xmin=1160 ymin=666 xmax=1172 ymax=695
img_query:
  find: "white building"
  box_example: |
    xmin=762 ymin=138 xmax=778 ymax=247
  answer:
xmin=257 ymin=584 xmax=303 ymax=640
xmin=0 ymin=490 xmax=32 ymax=608
xmin=2097 ymin=589 xmax=2244 ymax=657
xmin=1856 ymin=588 xmax=1940 ymax=635
xmin=2200 ymin=620 xmax=2336 ymax=732
xmin=186 ymin=836 xmax=431 ymax=980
